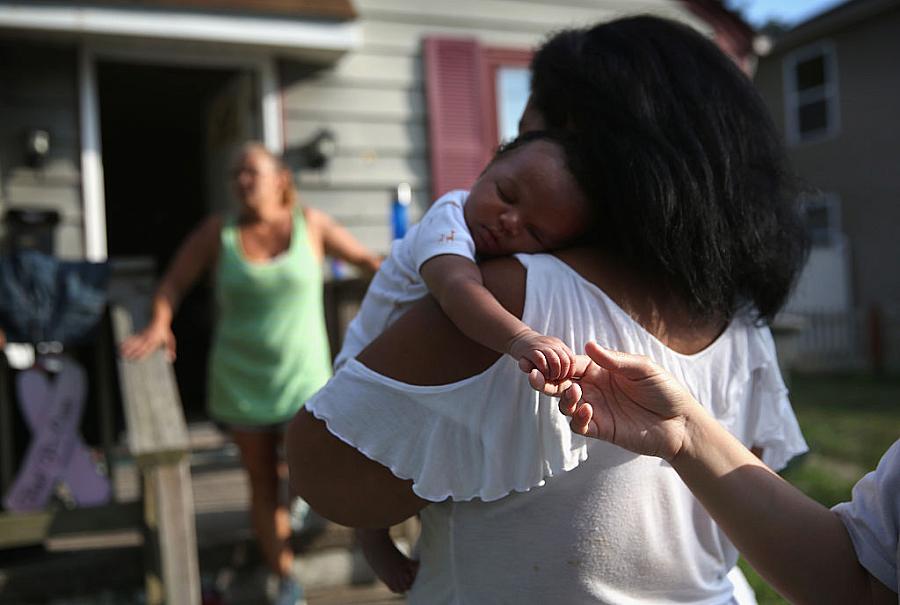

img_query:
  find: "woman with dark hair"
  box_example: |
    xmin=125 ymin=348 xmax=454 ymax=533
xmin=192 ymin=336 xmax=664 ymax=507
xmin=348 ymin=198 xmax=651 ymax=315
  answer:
xmin=288 ymin=16 xmax=810 ymax=604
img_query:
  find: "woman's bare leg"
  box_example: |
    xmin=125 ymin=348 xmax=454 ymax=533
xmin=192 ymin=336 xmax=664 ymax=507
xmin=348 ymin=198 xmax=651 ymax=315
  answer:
xmin=232 ymin=429 xmax=293 ymax=578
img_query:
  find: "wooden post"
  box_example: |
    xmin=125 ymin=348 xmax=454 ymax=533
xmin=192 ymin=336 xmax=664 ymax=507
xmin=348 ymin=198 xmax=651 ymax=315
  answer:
xmin=143 ymin=461 xmax=200 ymax=605
xmin=111 ymin=304 xmax=199 ymax=605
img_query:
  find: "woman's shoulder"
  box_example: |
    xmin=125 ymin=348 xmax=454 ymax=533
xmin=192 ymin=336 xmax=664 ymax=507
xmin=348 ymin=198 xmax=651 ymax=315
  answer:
xmin=186 ymin=213 xmax=226 ymax=249
xmin=479 ymin=255 xmax=527 ymax=316
xmin=301 ymin=205 xmax=333 ymax=230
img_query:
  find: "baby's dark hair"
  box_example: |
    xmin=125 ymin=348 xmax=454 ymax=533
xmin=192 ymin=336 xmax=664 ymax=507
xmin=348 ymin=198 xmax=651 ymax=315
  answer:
xmin=530 ymin=16 xmax=809 ymax=323
xmin=485 ymin=129 xmax=594 ymax=221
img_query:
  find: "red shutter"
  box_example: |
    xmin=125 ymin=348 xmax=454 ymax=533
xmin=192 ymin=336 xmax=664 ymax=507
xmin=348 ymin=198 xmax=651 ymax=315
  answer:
xmin=424 ymin=37 xmax=492 ymax=199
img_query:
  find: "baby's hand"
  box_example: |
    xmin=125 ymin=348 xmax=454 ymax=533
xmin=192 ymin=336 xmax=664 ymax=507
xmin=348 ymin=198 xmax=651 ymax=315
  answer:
xmin=507 ymin=328 xmax=576 ymax=382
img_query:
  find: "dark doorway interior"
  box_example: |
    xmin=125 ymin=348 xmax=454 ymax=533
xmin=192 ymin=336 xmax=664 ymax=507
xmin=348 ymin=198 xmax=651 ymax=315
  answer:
xmin=98 ymin=62 xmax=239 ymax=420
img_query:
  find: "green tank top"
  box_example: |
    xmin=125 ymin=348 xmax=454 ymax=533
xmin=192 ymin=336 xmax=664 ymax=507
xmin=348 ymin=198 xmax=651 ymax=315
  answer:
xmin=208 ymin=211 xmax=332 ymax=425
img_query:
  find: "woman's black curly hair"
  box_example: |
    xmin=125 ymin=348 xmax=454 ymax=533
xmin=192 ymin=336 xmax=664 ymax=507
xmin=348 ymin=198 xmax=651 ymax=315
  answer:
xmin=530 ymin=16 xmax=809 ymax=323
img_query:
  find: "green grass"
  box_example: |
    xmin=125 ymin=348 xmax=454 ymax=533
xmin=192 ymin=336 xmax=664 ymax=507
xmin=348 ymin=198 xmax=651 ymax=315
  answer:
xmin=741 ymin=372 xmax=900 ymax=604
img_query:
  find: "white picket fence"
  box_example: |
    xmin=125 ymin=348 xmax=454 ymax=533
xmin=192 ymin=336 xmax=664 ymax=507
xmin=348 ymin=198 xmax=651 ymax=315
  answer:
xmin=780 ymin=305 xmax=900 ymax=372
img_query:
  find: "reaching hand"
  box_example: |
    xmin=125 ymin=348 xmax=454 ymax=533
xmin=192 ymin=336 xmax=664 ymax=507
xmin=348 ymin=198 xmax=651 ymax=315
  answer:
xmin=534 ymin=342 xmax=701 ymax=462
xmin=119 ymin=323 xmax=177 ymax=362
xmin=507 ymin=328 xmax=576 ymax=382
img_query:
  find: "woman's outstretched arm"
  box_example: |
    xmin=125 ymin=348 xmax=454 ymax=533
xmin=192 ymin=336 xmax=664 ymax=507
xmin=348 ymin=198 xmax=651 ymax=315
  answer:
xmin=550 ymin=343 xmax=896 ymax=605
xmin=287 ymin=257 xmax=526 ymax=528
xmin=305 ymin=207 xmax=382 ymax=274
xmin=120 ymin=214 xmax=222 ymax=361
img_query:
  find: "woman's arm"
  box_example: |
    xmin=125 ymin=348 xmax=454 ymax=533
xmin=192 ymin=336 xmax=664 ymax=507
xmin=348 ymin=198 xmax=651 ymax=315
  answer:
xmin=287 ymin=256 xmax=525 ymax=527
xmin=553 ymin=343 xmax=895 ymax=605
xmin=120 ymin=215 xmax=221 ymax=360
xmin=305 ymin=207 xmax=381 ymax=274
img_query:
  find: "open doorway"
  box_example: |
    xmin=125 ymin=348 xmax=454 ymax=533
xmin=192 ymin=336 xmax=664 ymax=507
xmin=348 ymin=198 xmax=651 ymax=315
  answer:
xmin=98 ymin=61 xmax=259 ymax=419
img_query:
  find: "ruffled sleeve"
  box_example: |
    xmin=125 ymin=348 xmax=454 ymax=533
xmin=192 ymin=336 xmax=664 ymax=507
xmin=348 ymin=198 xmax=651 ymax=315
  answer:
xmin=743 ymin=328 xmax=809 ymax=472
xmin=306 ymin=357 xmax=588 ymax=503
xmin=832 ymin=439 xmax=900 ymax=592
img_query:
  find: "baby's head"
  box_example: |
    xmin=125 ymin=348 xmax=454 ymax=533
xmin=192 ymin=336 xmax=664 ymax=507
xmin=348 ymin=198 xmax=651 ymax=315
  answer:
xmin=464 ymin=131 xmax=593 ymax=258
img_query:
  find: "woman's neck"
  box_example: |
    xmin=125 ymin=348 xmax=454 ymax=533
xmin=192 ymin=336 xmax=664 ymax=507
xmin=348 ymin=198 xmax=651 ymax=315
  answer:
xmin=239 ymin=203 xmax=290 ymax=226
xmin=555 ymin=247 xmax=727 ymax=355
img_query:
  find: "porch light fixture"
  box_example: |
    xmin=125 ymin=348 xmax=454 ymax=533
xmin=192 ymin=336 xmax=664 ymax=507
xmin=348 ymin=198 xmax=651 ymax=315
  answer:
xmin=286 ymin=128 xmax=337 ymax=170
xmin=25 ymin=129 xmax=50 ymax=168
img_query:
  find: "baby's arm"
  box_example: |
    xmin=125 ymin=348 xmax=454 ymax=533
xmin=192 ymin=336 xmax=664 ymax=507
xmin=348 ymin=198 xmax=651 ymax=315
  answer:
xmin=420 ymin=254 xmax=574 ymax=380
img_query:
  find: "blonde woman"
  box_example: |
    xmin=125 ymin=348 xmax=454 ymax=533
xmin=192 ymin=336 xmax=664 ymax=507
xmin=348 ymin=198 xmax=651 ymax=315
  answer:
xmin=122 ymin=142 xmax=380 ymax=605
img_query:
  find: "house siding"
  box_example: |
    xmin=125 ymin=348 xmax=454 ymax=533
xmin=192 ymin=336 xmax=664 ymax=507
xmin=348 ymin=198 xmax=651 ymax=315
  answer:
xmin=281 ymin=0 xmax=709 ymax=255
xmin=0 ymin=41 xmax=83 ymax=258
xmin=0 ymin=1 xmax=716 ymax=260
xmin=755 ymin=7 xmax=900 ymax=313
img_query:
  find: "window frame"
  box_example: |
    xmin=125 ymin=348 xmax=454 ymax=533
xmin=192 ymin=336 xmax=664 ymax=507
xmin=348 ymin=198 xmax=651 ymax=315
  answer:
xmin=481 ymin=47 xmax=533 ymax=150
xmin=782 ymin=40 xmax=840 ymax=146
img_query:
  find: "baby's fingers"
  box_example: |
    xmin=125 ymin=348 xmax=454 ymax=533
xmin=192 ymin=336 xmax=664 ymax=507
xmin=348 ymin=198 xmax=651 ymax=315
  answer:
xmin=525 ymin=350 xmax=549 ymax=376
xmin=562 ymin=347 xmax=577 ymax=380
xmin=553 ymin=345 xmax=574 ymax=381
xmin=542 ymin=348 xmax=563 ymax=380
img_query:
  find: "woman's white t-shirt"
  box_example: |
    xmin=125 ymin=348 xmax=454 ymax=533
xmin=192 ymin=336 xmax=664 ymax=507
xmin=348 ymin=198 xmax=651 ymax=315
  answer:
xmin=833 ymin=438 xmax=900 ymax=597
xmin=308 ymin=253 xmax=808 ymax=604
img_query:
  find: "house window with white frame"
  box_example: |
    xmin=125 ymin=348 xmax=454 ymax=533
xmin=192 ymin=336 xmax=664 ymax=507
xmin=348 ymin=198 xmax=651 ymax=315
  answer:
xmin=494 ymin=67 xmax=531 ymax=144
xmin=783 ymin=42 xmax=840 ymax=144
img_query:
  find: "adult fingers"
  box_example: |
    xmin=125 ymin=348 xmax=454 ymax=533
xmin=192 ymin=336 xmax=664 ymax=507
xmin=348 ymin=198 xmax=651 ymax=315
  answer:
xmin=120 ymin=336 xmax=150 ymax=360
xmin=585 ymin=342 xmax=658 ymax=381
xmin=165 ymin=334 xmax=177 ymax=362
xmin=528 ymin=368 xmax=546 ymax=392
xmin=529 ymin=369 xmax=574 ymax=396
xmin=557 ymin=382 xmax=582 ymax=416
xmin=569 ymin=401 xmax=594 ymax=436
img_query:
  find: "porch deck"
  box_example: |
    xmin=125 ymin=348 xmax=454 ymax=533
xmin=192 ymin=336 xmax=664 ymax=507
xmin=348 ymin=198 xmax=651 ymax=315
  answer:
xmin=0 ymin=421 xmax=407 ymax=605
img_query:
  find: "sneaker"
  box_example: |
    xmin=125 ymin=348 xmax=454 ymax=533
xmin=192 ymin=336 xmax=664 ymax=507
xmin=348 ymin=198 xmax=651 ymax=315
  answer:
xmin=273 ymin=576 xmax=306 ymax=605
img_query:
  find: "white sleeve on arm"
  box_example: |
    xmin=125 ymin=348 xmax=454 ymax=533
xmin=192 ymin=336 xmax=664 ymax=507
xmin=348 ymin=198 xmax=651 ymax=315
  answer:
xmin=411 ymin=190 xmax=476 ymax=272
xmin=832 ymin=438 xmax=900 ymax=594
xmin=743 ymin=327 xmax=808 ymax=471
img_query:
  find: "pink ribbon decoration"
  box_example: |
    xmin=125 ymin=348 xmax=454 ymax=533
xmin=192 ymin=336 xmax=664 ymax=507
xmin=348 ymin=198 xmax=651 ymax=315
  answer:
xmin=3 ymin=356 xmax=111 ymax=512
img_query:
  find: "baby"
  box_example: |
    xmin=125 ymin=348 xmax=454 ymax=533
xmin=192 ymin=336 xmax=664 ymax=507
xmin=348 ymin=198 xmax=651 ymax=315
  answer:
xmin=333 ymin=130 xmax=594 ymax=593
xmin=334 ymin=130 xmax=592 ymax=378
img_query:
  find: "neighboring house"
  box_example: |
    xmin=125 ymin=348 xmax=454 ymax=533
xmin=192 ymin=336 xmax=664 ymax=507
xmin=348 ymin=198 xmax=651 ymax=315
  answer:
xmin=0 ymin=0 xmax=752 ymax=406
xmin=754 ymin=0 xmax=900 ymax=369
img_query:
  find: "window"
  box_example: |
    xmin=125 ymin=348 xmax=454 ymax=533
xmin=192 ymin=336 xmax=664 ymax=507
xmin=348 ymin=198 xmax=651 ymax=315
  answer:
xmin=424 ymin=39 xmax=531 ymax=197
xmin=494 ymin=67 xmax=531 ymax=143
xmin=482 ymin=48 xmax=532 ymax=146
xmin=801 ymin=193 xmax=843 ymax=247
xmin=783 ymin=42 xmax=840 ymax=144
